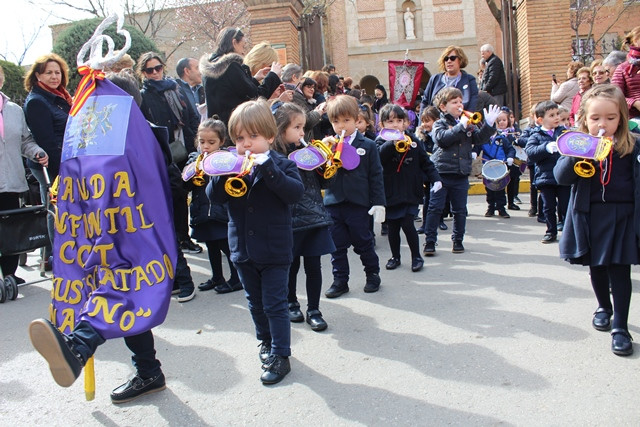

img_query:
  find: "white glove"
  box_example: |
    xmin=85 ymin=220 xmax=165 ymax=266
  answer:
xmin=471 ymin=152 xmax=478 ymax=160
xmin=253 ymin=153 xmax=270 ymax=165
xmin=483 ymin=104 xmax=501 ymax=127
xmin=459 ymin=114 xmax=469 ymax=128
xmin=368 ymin=205 xmax=386 ymax=223
xmin=431 ymin=181 xmax=443 ymax=193
xmin=506 ymin=157 xmax=514 ymax=166
xmin=546 ymin=141 xmax=558 ymax=154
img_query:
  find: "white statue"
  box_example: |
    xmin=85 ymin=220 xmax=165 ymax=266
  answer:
xmin=404 ymin=8 xmax=416 ymax=40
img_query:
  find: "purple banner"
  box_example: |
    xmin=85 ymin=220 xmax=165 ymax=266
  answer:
xmin=51 ymin=79 xmax=177 ymax=339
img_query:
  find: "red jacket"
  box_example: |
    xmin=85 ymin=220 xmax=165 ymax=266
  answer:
xmin=612 ymin=61 xmax=640 ymax=118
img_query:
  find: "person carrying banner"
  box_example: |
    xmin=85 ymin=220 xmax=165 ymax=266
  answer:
xmin=28 ymin=16 xmax=177 ymax=404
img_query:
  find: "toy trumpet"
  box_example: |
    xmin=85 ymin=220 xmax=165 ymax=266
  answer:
xmin=460 ymin=109 xmax=482 ymax=125
xmin=556 ymin=129 xmax=612 ymax=178
xmin=181 ymin=153 xmax=207 ymax=186
xmin=200 ymin=149 xmax=255 ymax=197
xmin=225 ymin=151 xmax=255 ymax=197
xmin=288 ymin=138 xmax=328 ymax=171
xmin=379 ymin=128 xmax=416 ymax=153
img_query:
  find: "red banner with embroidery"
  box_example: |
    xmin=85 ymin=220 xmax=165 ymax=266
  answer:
xmin=70 ymin=66 xmax=105 ymax=116
xmin=388 ymin=60 xmax=424 ymax=109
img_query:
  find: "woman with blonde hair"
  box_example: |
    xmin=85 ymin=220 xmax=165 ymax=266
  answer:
xmin=243 ymin=41 xmax=278 ymax=79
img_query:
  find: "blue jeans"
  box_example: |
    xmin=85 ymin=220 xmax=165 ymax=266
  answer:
xmin=234 ymin=262 xmax=291 ymax=357
xmin=425 ymin=175 xmax=469 ymax=243
xmin=29 ymin=167 xmax=53 ymax=259
xmin=69 ymin=321 xmax=161 ymax=378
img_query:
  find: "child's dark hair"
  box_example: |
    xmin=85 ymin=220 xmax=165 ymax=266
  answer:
xmin=434 ymin=87 xmax=463 ymax=109
xmin=273 ymin=102 xmax=306 ymax=154
xmin=357 ymin=103 xmax=375 ymax=133
xmin=420 ymin=106 xmax=440 ymax=123
xmin=534 ymin=100 xmax=559 ymax=118
xmin=198 ymin=118 xmax=227 ymax=147
xmin=379 ymin=103 xmax=408 ymax=124
xmin=360 ymin=94 xmax=374 ymax=106
xmin=498 ymin=107 xmax=513 ymax=127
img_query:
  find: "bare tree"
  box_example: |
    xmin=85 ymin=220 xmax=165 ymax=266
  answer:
xmin=28 ymin=0 xmax=110 ymax=20
xmin=171 ymin=0 xmax=249 ymax=54
xmin=571 ymin=0 xmax=633 ymax=63
xmin=1 ymin=10 xmax=52 ymax=65
xmin=485 ymin=0 xmax=502 ymax=25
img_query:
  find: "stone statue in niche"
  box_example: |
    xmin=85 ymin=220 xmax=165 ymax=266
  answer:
xmin=404 ymin=7 xmax=416 ymax=40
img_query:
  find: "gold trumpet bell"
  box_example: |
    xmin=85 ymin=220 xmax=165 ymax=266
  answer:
xmin=323 ymin=164 xmax=338 ymax=179
xmin=225 ymin=177 xmax=248 ymax=197
xmin=574 ymin=159 xmax=595 ymax=178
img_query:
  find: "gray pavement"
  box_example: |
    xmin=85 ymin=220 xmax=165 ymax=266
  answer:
xmin=1 ymin=194 xmax=639 ymax=425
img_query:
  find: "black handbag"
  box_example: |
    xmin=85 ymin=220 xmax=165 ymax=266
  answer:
xmin=0 ymin=205 xmax=50 ymax=256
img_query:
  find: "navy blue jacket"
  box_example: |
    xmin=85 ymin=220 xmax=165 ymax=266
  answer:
xmin=323 ymin=131 xmax=386 ymax=208
xmin=190 ymin=175 xmax=228 ymax=227
xmin=377 ymin=136 xmax=441 ymax=207
xmin=554 ymin=139 xmax=640 ymax=260
xmin=525 ymin=126 xmax=567 ymax=186
xmin=207 ymin=151 xmax=304 ymax=264
xmin=431 ymin=112 xmax=496 ymax=176
xmin=420 ymin=70 xmax=478 ymax=114
xmin=476 ymin=134 xmax=516 ymax=162
xmin=23 ymin=86 xmax=71 ymax=178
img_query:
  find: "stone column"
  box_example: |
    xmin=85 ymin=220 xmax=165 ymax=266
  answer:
xmin=516 ymin=0 xmax=572 ymax=119
xmin=243 ymin=0 xmax=304 ymax=65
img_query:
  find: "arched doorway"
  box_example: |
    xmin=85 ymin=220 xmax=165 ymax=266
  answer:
xmin=359 ymin=75 xmax=380 ymax=98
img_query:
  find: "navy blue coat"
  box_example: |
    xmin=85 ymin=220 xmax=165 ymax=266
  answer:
xmin=420 ymin=70 xmax=478 ymax=114
xmin=554 ymin=139 xmax=640 ymax=260
xmin=475 ymin=134 xmax=516 ymax=162
xmin=207 ymin=151 xmax=304 ymax=264
xmin=431 ymin=112 xmax=496 ymax=176
xmin=323 ymin=131 xmax=386 ymax=208
xmin=525 ymin=126 xmax=567 ymax=186
xmin=376 ymin=136 xmax=441 ymax=207
xmin=23 ymin=86 xmax=71 ymax=178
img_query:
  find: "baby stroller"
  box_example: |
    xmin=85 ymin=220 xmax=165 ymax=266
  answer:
xmin=0 ymin=165 xmax=53 ymax=302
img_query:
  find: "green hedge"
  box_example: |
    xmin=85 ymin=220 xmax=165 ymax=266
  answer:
xmin=0 ymin=60 xmax=27 ymax=106
xmin=53 ymin=18 xmax=159 ymax=93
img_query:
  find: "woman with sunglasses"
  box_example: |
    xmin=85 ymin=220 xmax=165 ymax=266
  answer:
xmin=419 ymin=46 xmax=478 ymax=118
xmin=201 ymin=27 xmax=282 ymax=127
xmin=590 ymin=59 xmax=610 ymax=85
xmin=292 ymin=77 xmax=326 ymax=142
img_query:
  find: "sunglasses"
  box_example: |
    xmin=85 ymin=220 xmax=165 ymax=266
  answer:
xmin=444 ymin=55 xmax=459 ymax=62
xmin=143 ymin=64 xmax=164 ymax=74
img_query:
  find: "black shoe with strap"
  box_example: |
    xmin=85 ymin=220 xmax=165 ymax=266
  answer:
xmin=592 ymin=307 xmax=613 ymax=331
xmin=260 ymin=355 xmax=291 ymax=385
xmin=288 ymin=302 xmax=304 ymax=323
xmin=611 ymin=328 xmax=634 ymax=356
xmin=111 ymin=373 xmax=166 ymax=404
xmin=306 ymin=310 xmax=328 ymax=332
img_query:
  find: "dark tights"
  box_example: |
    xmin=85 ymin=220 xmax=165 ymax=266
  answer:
xmin=205 ymin=240 xmax=239 ymax=284
xmin=288 ymin=255 xmax=322 ymax=311
xmin=590 ymin=264 xmax=632 ymax=330
xmin=387 ymin=214 xmax=420 ymax=260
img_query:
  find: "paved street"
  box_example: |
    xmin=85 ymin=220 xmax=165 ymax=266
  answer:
xmin=1 ymin=194 xmax=639 ymax=425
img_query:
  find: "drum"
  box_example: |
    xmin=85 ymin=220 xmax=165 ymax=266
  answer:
xmin=513 ymin=145 xmax=528 ymax=173
xmin=482 ymin=159 xmax=511 ymax=192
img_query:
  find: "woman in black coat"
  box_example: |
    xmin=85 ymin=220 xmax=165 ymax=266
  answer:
xmin=201 ymin=27 xmax=282 ymax=127
xmin=23 ymin=53 xmax=72 ymax=269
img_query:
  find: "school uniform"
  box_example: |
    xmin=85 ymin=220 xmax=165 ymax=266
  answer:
xmin=323 ymin=130 xmax=385 ymax=282
xmin=207 ymin=151 xmax=304 ymax=357
xmin=525 ymin=126 xmax=570 ymax=237
xmin=425 ymin=112 xmax=496 ymax=244
xmin=475 ymin=134 xmax=516 ymax=213
xmin=377 ymin=133 xmax=441 ymax=261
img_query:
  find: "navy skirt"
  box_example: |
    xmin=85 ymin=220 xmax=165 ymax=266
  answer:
xmin=570 ymin=202 xmax=640 ymax=266
xmin=293 ymin=226 xmax=336 ymax=257
xmin=385 ymin=203 xmax=419 ymax=221
xmin=192 ymin=220 xmax=228 ymax=242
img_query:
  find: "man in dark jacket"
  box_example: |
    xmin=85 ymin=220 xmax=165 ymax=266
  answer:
xmin=176 ymin=57 xmax=205 ymax=112
xmin=480 ymin=44 xmax=508 ymax=107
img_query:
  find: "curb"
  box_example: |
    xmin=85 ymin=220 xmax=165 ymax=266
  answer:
xmin=468 ymin=178 xmax=531 ymax=195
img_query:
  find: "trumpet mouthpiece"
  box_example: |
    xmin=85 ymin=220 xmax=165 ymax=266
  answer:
xmin=597 ymin=129 xmax=605 ymax=137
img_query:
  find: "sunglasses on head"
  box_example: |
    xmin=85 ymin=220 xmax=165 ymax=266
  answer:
xmin=143 ymin=64 xmax=164 ymax=74
xmin=444 ymin=55 xmax=458 ymax=62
